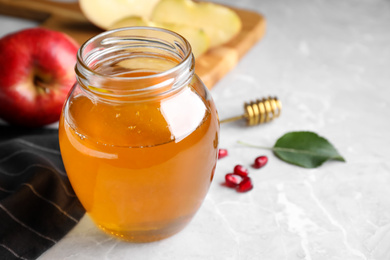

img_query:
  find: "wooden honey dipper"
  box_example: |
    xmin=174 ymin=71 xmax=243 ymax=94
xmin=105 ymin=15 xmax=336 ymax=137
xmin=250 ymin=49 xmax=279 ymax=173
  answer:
xmin=220 ymin=97 xmax=282 ymax=126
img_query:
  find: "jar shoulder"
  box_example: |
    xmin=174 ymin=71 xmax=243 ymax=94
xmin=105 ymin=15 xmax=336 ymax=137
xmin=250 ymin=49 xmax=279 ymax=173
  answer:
xmin=62 ymin=80 xmax=218 ymax=147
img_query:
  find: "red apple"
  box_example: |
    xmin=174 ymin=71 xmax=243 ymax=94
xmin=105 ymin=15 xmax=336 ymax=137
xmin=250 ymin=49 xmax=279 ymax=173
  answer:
xmin=0 ymin=27 xmax=79 ymax=127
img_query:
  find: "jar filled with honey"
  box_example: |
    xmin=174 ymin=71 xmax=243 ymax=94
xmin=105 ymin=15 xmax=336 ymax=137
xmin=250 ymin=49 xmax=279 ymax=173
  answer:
xmin=59 ymin=27 xmax=219 ymax=242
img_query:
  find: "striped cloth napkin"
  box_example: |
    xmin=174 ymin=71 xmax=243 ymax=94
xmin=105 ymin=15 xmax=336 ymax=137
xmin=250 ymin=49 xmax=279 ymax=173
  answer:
xmin=0 ymin=125 xmax=85 ymax=260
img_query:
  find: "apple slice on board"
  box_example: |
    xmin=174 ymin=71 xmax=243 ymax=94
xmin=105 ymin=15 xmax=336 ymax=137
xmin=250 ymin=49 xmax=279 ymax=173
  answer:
xmin=109 ymin=16 xmax=210 ymax=58
xmin=79 ymin=0 xmax=161 ymax=29
xmin=151 ymin=0 xmax=242 ymax=48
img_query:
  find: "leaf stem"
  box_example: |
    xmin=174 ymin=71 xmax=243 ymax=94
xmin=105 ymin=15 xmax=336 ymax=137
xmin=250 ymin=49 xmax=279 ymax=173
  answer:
xmin=237 ymin=140 xmax=344 ymax=160
xmin=237 ymin=141 xmax=273 ymax=151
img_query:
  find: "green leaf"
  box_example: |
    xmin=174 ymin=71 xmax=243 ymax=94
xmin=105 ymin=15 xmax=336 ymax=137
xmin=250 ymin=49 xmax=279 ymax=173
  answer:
xmin=273 ymin=131 xmax=345 ymax=168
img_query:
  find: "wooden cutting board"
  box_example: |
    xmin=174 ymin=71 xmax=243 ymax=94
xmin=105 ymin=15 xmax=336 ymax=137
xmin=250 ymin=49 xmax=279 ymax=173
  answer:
xmin=0 ymin=0 xmax=266 ymax=89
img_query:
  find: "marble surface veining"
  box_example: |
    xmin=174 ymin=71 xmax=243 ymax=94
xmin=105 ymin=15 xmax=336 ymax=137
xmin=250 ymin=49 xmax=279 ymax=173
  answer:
xmin=1 ymin=0 xmax=390 ymax=259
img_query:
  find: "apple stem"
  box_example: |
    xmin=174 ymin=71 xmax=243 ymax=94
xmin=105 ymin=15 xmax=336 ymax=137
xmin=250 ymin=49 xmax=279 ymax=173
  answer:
xmin=34 ymin=76 xmax=50 ymax=94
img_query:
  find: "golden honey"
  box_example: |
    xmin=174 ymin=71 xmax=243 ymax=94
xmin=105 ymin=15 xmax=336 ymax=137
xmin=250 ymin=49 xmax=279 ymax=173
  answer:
xmin=59 ymin=28 xmax=219 ymax=242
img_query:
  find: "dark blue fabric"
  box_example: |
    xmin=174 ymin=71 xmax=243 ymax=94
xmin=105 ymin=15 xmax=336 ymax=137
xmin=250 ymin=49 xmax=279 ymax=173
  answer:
xmin=0 ymin=126 xmax=85 ymax=260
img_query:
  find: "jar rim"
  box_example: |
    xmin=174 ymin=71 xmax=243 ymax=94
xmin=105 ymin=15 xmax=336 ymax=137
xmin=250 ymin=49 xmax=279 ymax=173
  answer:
xmin=76 ymin=26 xmax=193 ymax=81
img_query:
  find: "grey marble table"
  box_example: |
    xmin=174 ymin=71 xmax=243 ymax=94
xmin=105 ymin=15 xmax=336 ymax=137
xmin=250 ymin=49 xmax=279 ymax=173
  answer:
xmin=1 ymin=0 xmax=390 ymax=259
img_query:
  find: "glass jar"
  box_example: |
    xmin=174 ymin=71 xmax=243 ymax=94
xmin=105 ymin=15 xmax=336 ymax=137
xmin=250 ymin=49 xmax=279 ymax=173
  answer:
xmin=59 ymin=27 xmax=219 ymax=242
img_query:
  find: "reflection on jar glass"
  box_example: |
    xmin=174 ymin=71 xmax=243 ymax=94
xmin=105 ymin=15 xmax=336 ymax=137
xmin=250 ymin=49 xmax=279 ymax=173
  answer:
xmin=58 ymin=27 xmax=219 ymax=242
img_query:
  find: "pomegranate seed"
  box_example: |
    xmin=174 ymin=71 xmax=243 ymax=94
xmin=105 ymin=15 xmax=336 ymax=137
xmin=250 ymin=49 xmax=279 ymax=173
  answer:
xmin=233 ymin=165 xmax=249 ymax=177
xmin=237 ymin=177 xmax=253 ymax=192
xmin=225 ymin=173 xmax=241 ymax=187
xmin=218 ymin=148 xmax=228 ymax=159
xmin=253 ymin=155 xmax=268 ymax=169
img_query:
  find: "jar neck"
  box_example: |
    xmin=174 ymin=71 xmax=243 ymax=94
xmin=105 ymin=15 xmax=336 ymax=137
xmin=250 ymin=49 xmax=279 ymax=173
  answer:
xmin=75 ymin=27 xmax=194 ymax=101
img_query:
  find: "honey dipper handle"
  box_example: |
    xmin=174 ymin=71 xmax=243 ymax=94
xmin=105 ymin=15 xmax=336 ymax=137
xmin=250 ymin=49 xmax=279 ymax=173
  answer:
xmin=220 ymin=114 xmax=246 ymax=124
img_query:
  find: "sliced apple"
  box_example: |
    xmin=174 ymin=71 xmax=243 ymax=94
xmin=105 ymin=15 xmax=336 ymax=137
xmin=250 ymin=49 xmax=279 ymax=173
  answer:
xmin=151 ymin=0 xmax=242 ymax=48
xmin=109 ymin=16 xmax=210 ymax=58
xmin=79 ymin=0 xmax=161 ymax=29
